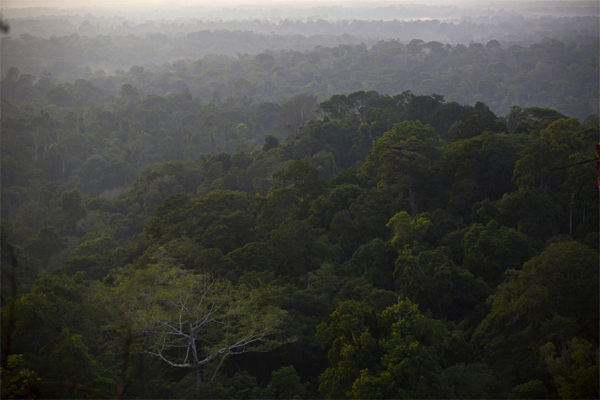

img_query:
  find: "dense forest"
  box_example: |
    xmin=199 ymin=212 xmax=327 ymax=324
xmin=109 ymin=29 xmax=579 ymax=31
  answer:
xmin=1 ymin=2 xmax=599 ymax=399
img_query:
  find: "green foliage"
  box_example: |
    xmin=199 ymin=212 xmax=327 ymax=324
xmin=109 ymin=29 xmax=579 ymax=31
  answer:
xmin=0 ymin=354 xmax=41 ymax=399
xmin=347 ymin=188 xmax=392 ymax=241
xmin=495 ymin=188 xmax=562 ymax=240
xmin=387 ymin=211 xmax=432 ymax=250
xmin=273 ymin=159 xmax=323 ymax=202
xmin=21 ymin=222 xmax=68 ymax=269
xmin=269 ymin=219 xmax=320 ymax=277
xmin=508 ymin=106 xmax=567 ymax=133
xmin=508 ymin=380 xmax=552 ymax=399
xmin=443 ymin=132 xmax=530 ymax=216
xmin=461 ymin=220 xmax=536 ymax=285
xmin=310 ymin=184 xmax=361 ymax=231
xmin=143 ymin=190 xmax=259 ymax=255
xmin=227 ymin=242 xmax=281 ymax=274
xmin=473 ymin=241 xmax=599 ymax=388
xmin=1 ymin=33 xmax=597 ymax=398
xmin=341 ymin=238 xmax=396 ymax=291
xmin=364 ymin=122 xmax=441 ymax=217
xmin=111 ymin=259 xmax=290 ymax=374
xmin=315 ymin=300 xmax=377 ymax=399
xmin=443 ymin=363 xmax=497 ymax=399
xmin=394 ymin=247 xmax=491 ymax=321
xmin=256 ymin=187 xmax=299 ymax=233
xmin=449 ymin=108 xmax=507 ymax=141
xmin=2 ymin=273 xmax=98 ymax=353
xmin=265 ymin=366 xmax=309 ymax=399
xmin=262 ymin=135 xmax=279 ymax=152
xmin=542 ymin=338 xmax=600 ymax=399
xmin=316 ymin=299 xmax=457 ymax=399
xmin=60 ymin=234 xmax=121 ymax=279
xmin=71 ymin=234 xmax=118 ymax=258
xmin=194 ymin=371 xmax=263 ymax=399
xmin=37 ymin=328 xmax=100 ymax=387
xmin=373 ymin=120 xmax=438 ymax=144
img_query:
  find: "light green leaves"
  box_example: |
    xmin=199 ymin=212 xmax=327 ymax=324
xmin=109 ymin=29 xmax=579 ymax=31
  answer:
xmin=115 ymin=259 xmax=290 ymax=371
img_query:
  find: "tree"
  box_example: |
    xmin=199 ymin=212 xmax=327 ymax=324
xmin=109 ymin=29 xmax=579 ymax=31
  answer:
xmin=512 ymin=118 xmax=597 ymax=236
xmin=472 ymin=241 xmax=599 ymax=391
xmin=280 ymin=93 xmax=318 ymax=134
xmin=442 ymin=132 xmax=530 ymax=216
xmin=507 ymin=380 xmax=552 ymax=399
xmin=316 ymin=299 xmax=477 ymax=399
xmin=273 ymin=160 xmax=319 ymax=195
xmin=387 ymin=211 xmax=431 ymax=249
xmin=227 ymin=242 xmax=281 ymax=274
xmin=1 ymin=272 xmax=105 ymax=398
xmin=340 ymin=238 xmax=396 ymax=291
xmin=256 ymin=187 xmax=299 ymax=234
xmin=461 ymin=220 xmax=536 ymax=285
xmin=22 ymin=222 xmax=68 ymax=270
xmin=507 ymin=106 xmax=566 ymax=133
xmin=319 ymin=90 xmax=384 ymax=121
xmin=255 ymin=101 xmax=281 ymax=131
xmin=36 ymin=328 xmax=101 ymax=397
xmin=46 ymin=85 xmax=73 ymax=107
xmin=315 ymin=300 xmax=377 ymax=399
xmin=542 ymin=338 xmax=599 ymax=399
xmin=310 ymin=184 xmax=362 ymax=229
xmin=60 ymin=234 xmax=120 ymax=280
xmin=448 ymin=108 xmax=507 ymax=141
xmin=0 ymin=354 xmax=41 ymax=399
xmin=114 ymin=259 xmax=290 ymax=385
xmin=60 ymin=188 xmax=86 ymax=233
xmin=348 ymin=188 xmax=392 ymax=242
xmin=269 ymin=219 xmax=318 ymax=277
xmin=394 ymin=247 xmax=491 ymax=321
xmin=513 ymin=118 xmax=580 ymax=192
xmin=264 ymin=366 xmax=309 ymax=399
xmin=363 ymin=121 xmax=441 ymax=217
xmin=262 ymin=135 xmax=279 ymax=152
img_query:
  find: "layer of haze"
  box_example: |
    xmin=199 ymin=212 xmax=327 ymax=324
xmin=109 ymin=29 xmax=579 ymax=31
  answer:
xmin=4 ymin=0 xmax=597 ymax=11
xmin=3 ymin=0 xmax=527 ymax=7
xmin=3 ymin=0 xmax=467 ymax=8
xmin=2 ymin=1 xmax=598 ymax=21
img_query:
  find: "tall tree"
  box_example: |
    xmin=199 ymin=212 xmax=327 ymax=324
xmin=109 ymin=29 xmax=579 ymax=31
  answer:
xmin=112 ymin=258 xmax=290 ymax=386
xmin=363 ymin=121 xmax=441 ymax=217
xmin=472 ymin=241 xmax=599 ymax=395
xmin=280 ymin=93 xmax=318 ymax=135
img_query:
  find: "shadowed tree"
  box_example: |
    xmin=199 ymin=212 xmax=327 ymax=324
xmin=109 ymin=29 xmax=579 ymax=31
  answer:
xmin=22 ymin=222 xmax=68 ymax=270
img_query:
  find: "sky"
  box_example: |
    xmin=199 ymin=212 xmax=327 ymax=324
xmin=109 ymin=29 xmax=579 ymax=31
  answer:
xmin=2 ymin=0 xmax=169 ymax=6
xmin=1 ymin=0 xmax=519 ymax=8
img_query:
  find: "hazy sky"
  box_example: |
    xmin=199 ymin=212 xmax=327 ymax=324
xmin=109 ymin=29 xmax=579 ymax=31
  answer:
xmin=3 ymin=0 xmax=160 ymax=7
xmin=4 ymin=0 xmax=354 ymax=6
xmin=2 ymin=0 xmax=170 ymax=6
xmin=2 ymin=0 xmax=517 ymax=8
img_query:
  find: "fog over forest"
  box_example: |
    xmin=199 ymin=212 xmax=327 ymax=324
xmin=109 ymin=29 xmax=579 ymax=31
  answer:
xmin=2 ymin=0 xmax=598 ymax=116
xmin=3 ymin=1 xmax=599 ymax=40
xmin=1 ymin=1 xmax=598 ymax=399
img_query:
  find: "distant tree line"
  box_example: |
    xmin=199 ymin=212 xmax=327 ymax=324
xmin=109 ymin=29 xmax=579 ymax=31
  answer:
xmin=2 ymin=35 xmax=598 ymax=121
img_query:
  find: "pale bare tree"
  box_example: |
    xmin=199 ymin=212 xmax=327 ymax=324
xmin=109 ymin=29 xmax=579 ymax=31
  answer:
xmin=280 ymin=92 xmax=318 ymax=135
xmin=115 ymin=260 xmax=291 ymax=386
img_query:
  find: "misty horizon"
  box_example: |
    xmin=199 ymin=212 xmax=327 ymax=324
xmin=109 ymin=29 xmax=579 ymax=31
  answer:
xmin=2 ymin=0 xmax=598 ymax=18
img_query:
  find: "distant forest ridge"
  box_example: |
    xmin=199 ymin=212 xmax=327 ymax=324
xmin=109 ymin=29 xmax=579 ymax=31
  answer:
xmin=2 ymin=12 xmax=598 ymax=44
xmin=2 ymin=30 xmax=598 ymax=119
xmin=2 ymin=1 xmax=598 ymax=22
